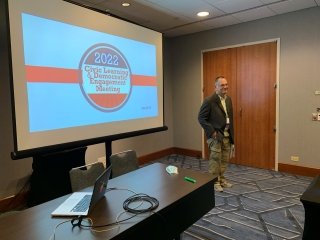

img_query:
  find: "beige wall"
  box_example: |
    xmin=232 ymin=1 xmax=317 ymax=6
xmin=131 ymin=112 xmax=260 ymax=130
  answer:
xmin=167 ymin=7 xmax=320 ymax=169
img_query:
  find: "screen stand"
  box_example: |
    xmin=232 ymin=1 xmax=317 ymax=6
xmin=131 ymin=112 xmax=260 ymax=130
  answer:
xmin=105 ymin=140 xmax=112 ymax=168
xmin=27 ymin=146 xmax=87 ymax=207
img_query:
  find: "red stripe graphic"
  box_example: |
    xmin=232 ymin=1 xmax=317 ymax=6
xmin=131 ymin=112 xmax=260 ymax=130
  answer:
xmin=25 ymin=65 xmax=157 ymax=86
xmin=88 ymin=94 xmax=127 ymax=108
xmin=131 ymin=75 xmax=157 ymax=86
xmin=26 ymin=66 xmax=79 ymax=83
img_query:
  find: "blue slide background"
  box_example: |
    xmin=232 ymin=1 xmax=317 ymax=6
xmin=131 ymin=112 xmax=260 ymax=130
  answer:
xmin=22 ymin=13 xmax=158 ymax=132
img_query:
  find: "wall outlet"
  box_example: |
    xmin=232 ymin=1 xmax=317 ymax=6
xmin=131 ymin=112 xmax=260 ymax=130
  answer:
xmin=291 ymin=156 xmax=299 ymax=161
xmin=97 ymin=156 xmax=106 ymax=167
xmin=312 ymin=113 xmax=317 ymax=121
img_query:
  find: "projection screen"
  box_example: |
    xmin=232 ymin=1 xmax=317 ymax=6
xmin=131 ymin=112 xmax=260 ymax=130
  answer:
xmin=7 ymin=0 xmax=164 ymax=158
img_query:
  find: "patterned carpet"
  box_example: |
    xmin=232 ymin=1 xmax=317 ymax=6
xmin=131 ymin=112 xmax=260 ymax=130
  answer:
xmin=153 ymin=155 xmax=312 ymax=240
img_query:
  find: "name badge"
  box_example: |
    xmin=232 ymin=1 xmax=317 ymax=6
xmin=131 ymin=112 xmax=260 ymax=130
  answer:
xmin=225 ymin=117 xmax=230 ymax=132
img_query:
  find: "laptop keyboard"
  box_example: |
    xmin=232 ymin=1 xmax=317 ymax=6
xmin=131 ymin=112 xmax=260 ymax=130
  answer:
xmin=71 ymin=194 xmax=91 ymax=212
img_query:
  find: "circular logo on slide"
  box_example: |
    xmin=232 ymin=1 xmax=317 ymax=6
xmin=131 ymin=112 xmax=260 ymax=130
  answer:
xmin=79 ymin=43 xmax=131 ymax=111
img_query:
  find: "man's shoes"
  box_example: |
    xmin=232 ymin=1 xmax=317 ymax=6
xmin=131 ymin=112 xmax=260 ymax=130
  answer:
xmin=214 ymin=183 xmax=223 ymax=192
xmin=221 ymin=181 xmax=233 ymax=188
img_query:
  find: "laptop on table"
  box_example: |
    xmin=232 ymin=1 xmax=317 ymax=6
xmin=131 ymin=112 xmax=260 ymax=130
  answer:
xmin=51 ymin=165 xmax=112 ymax=217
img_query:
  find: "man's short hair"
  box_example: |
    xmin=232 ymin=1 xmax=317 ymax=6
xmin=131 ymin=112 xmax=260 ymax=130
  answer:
xmin=215 ymin=76 xmax=225 ymax=85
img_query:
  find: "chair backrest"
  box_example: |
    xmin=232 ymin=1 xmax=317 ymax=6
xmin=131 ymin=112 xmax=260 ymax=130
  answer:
xmin=109 ymin=150 xmax=139 ymax=178
xmin=69 ymin=162 xmax=105 ymax=192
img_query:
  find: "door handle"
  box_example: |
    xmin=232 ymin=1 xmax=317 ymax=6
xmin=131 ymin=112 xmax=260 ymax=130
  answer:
xmin=239 ymin=108 xmax=242 ymax=117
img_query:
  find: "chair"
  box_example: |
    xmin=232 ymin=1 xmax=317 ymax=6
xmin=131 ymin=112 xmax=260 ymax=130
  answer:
xmin=69 ymin=162 xmax=105 ymax=192
xmin=109 ymin=150 xmax=139 ymax=178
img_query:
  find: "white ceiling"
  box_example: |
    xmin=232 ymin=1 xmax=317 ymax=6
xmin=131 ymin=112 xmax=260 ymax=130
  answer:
xmin=71 ymin=0 xmax=320 ymax=37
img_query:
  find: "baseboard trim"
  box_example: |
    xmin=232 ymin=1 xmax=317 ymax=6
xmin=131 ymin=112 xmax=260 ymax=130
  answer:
xmin=278 ymin=163 xmax=320 ymax=177
xmin=0 ymin=191 xmax=29 ymax=213
xmin=138 ymin=147 xmax=202 ymax=165
xmin=139 ymin=148 xmax=320 ymax=178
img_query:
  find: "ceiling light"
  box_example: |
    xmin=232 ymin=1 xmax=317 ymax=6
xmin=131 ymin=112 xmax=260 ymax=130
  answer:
xmin=122 ymin=3 xmax=130 ymax=7
xmin=197 ymin=11 xmax=209 ymax=17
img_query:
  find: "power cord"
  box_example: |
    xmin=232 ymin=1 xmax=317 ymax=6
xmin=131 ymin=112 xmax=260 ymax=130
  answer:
xmin=49 ymin=188 xmax=159 ymax=239
xmin=70 ymin=189 xmax=158 ymax=229
xmin=72 ymin=193 xmax=159 ymax=228
xmin=123 ymin=193 xmax=159 ymax=214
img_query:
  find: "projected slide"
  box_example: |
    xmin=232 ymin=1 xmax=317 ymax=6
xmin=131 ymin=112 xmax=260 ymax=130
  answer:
xmin=22 ymin=13 xmax=158 ymax=132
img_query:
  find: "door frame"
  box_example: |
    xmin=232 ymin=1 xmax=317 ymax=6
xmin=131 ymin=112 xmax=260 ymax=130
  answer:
xmin=200 ymin=38 xmax=280 ymax=171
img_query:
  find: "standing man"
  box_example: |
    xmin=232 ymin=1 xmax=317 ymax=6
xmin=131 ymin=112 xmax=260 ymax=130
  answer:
xmin=198 ymin=76 xmax=234 ymax=192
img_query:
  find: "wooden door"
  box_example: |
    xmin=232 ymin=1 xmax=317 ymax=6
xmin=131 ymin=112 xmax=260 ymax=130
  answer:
xmin=202 ymin=42 xmax=276 ymax=170
xmin=236 ymin=42 xmax=276 ymax=169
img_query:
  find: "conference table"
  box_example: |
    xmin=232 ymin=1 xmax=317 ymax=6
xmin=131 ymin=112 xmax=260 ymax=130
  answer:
xmin=0 ymin=162 xmax=216 ymax=240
